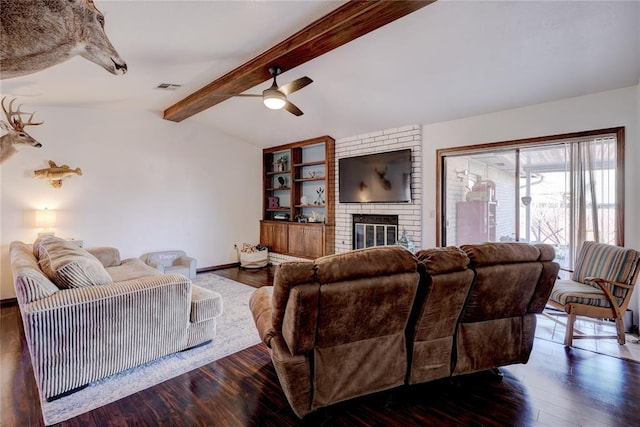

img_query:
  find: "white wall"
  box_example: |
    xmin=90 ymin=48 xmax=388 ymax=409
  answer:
xmin=421 ymin=85 xmax=640 ymax=326
xmin=0 ymin=106 xmax=262 ymax=299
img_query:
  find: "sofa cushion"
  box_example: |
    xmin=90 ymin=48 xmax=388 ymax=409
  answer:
xmin=549 ymin=279 xmax=622 ymax=307
xmin=415 ymin=246 xmax=469 ymax=274
xmin=105 ymin=258 xmax=163 ymax=282
xmin=33 ymin=236 xmax=113 ymax=289
xmin=461 ymin=242 xmax=540 ymax=266
xmin=315 ymin=246 xmax=416 ymax=284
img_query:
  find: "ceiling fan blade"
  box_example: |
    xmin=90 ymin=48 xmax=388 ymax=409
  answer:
xmin=208 ymin=93 xmax=262 ymax=97
xmin=283 ymin=101 xmax=303 ymax=116
xmin=279 ymin=76 xmax=313 ymax=96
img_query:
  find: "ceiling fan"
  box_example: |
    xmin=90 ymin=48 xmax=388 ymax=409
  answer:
xmin=211 ymin=66 xmax=312 ymax=116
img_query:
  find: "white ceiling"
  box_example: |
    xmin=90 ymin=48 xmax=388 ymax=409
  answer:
xmin=1 ymin=0 xmax=639 ymax=148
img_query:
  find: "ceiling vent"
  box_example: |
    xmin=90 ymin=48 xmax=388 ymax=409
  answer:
xmin=155 ymin=83 xmax=182 ymax=90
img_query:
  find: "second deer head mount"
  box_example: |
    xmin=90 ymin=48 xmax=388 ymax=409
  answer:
xmin=0 ymin=97 xmax=44 ymax=164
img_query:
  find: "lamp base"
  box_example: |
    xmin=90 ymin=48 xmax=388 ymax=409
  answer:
xmin=37 ymin=231 xmax=55 ymax=238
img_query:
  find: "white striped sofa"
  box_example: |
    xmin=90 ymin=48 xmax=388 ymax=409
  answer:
xmin=9 ymin=237 xmax=223 ymax=401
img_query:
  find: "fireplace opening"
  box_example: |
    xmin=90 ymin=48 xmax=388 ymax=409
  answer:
xmin=352 ymin=214 xmax=399 ymax=250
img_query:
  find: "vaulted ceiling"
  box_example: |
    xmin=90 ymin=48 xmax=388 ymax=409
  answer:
xmin=2 ymin=0 xmax=639 ymax=147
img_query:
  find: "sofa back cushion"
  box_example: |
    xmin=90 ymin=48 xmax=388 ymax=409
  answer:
xmin=415 ymin=246 xmax=469 ymax=274
xmin=146 ymin=250 xmax=187 ymax=267
xmin=309 ymin=246 xmax=419 ymax=411
xmin=572 ymin=241 xmax=640 ymax=299
xmin=407 ymin=246 xmax=475 ymax=384
xmin=460 ymin=243 xmax=542 ymax=321
xmin=33 ymin=236 xmax=113 ymax=289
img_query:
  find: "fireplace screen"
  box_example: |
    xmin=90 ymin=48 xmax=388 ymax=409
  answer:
xmin=352 ymin=214 xmax=398 ymax=250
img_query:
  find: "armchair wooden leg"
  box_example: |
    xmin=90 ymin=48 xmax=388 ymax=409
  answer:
xmin=615 ymin=317 xmax=626 ymax=345
xmin=564 ymin=312 xmax=576 ymax=347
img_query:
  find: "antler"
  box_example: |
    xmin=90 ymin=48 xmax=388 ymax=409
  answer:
xmin=1 ymin=96 xmax=44 ymax=131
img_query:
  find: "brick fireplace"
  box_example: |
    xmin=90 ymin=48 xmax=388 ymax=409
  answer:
xmin=334 ymin=125 xmax=423 ymax=254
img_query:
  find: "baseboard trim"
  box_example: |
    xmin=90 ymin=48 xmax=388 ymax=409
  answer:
xmin=0 ymin=298 xmax=18 ymax=308
xmin=197 ymin=262 xmax=241 ymax=273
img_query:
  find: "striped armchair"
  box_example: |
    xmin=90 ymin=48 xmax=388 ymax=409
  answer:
xmin=548 ymin=241 xmax=640 ymax=346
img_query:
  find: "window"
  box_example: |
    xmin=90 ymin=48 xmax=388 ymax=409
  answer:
xmin=437 ymin=128 xmax=625 ymax=268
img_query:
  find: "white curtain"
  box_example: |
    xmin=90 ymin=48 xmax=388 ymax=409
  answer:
xmin=569 ymin=137 xmax=617 ymax=265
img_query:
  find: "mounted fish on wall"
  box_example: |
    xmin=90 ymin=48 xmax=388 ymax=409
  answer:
xmin=34 ymin=160 xmax=82 ymax=188
xmin=0 ymin=97 xmax=43 ymax=163
xmin=0 ymin=0 xmax=127 ymax=79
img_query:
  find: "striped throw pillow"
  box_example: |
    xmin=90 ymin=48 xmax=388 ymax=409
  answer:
xmin=34 ymin=236 xmax=113 ymax=289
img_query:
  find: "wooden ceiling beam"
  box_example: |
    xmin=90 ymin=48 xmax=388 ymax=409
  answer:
xmin=163 ymin=0 xmax=435 ymax=122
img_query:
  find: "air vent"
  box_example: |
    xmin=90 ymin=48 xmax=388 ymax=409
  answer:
xmin=155 ymin=83 xmax=182 ymax=90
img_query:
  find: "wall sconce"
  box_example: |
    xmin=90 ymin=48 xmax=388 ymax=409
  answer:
xmin=35 ymin=208 xmax=57 ymax=236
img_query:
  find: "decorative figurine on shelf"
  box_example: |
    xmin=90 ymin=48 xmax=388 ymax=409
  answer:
xmin=275 ymin=156 xmax=288 ymax=172
xmin=268 ymin=196 xmax=279 ymax=209
xmin=308 ymin=211 xmax=323 ymax=223
xmin=314 ymin=187 xmax=325 ymax=205
xmin=397 ymin=229 xmax=416 ymax=253
xmin=300 ymin=195 xmax=310 ymax=205
xmin=277 ymin=176 xmax=286 ymax=188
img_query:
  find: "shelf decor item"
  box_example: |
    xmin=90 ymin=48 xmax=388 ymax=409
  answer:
xmin=268 ymin=196 xmax=280 ymax=209
xmin=275 ymin=155 xmax=288 ymax=172
xmin=314 ymin=187 xmax=325 ymax=205
xmin=398 ymin=229 xmax=415 ymax=253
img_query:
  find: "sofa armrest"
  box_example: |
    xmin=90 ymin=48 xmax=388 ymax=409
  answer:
xmin=175 ymin=256 xmax=197 ymax=277
xmin=20 ymin=274 xmax=192 ymax=399
xmin=86 ymin=246 xmax=121 ymax=268
xmin=249 ymin=286 xmax=277 ymax=347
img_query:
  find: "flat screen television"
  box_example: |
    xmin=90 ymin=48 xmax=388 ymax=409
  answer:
xmin=339 ymin=149 xmax=411 ymax=203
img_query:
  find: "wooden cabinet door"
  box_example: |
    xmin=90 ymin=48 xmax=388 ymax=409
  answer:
xmin=288 ymin=223 xmax=324 ymax=259
xmin=260 ymin=221 xmax=288 ymax=254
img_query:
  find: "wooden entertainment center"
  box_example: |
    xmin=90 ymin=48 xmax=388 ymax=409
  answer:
xmin=260 ymin=135 xmax=335 ymax=259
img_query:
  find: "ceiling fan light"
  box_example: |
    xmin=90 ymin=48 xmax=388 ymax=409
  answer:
xmin=263 ymin=90 xmax=286 ymax=110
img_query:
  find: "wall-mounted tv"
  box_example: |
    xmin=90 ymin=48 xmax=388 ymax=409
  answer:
xmin=339 ymin=149 xmax=412 ymax=203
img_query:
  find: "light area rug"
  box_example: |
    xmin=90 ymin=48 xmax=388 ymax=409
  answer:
xmin=40 ymin=273 xmax=261 ymax=426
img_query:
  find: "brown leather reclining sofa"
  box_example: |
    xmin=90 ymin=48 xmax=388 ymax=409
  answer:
xmin=250 ymin=242 xmax=559 ymax=418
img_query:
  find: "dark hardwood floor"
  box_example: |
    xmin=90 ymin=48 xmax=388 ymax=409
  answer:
xmin=2 ymin=266 xmax=639 ymax=426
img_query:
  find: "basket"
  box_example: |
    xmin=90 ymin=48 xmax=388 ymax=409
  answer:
xmin=239 ymin=248 xmax=269 ymax=268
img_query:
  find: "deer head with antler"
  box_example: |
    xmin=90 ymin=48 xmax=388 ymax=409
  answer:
xmin=0 ymin=0 xmax=127 ymax=79
xmin=0 ymin=96 xmax=43 ymax=164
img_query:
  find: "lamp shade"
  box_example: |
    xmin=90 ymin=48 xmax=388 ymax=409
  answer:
xmin=35 ymin=209 xmax=57 ymax=228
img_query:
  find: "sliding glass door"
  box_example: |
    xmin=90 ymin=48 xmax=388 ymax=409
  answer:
xmin=443 ymin=150 xmax=517 ymax=246
xmin=439 ymin=129 xmax=623 ymax=269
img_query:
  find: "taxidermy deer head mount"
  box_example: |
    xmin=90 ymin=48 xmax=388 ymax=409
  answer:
xmin=0 ymin=97 xmax=43 ymax=164
xmin=0 ymin=0 xmax=127 ymax=79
